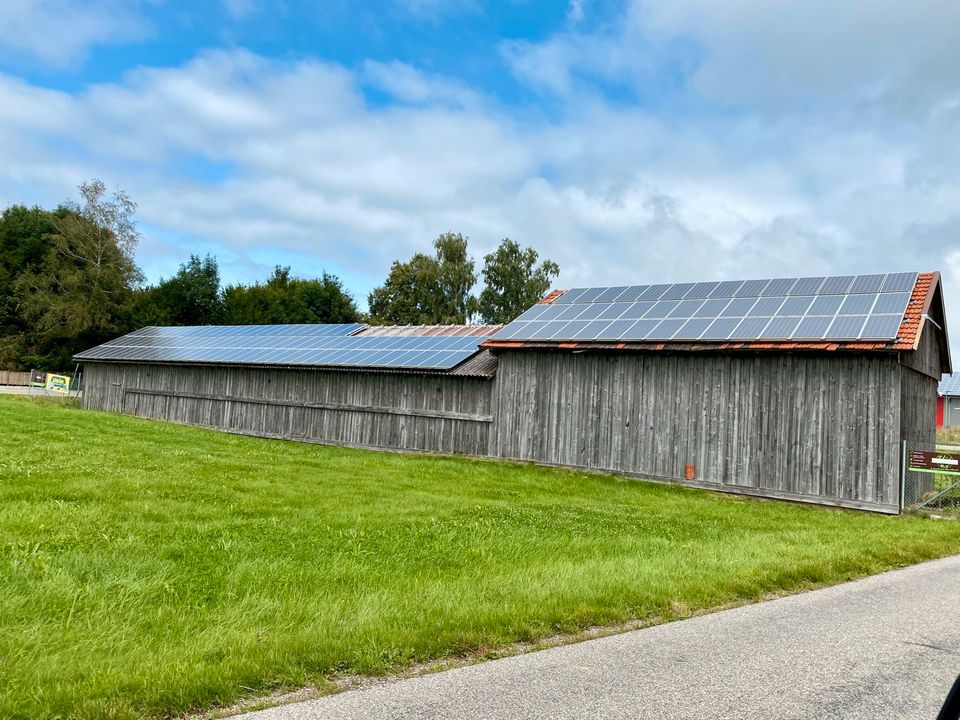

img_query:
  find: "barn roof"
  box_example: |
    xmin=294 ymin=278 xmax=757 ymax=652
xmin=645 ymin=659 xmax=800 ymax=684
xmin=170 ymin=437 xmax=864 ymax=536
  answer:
xmin=75 ymin=322 xmax=498 ymax=376
xmin=484 ymin=271 xmax=949 ymax=365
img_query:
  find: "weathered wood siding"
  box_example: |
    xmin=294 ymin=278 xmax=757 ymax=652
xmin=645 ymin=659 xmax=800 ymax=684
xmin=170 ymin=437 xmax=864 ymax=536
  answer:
xmin=900 ymin=320 xmax=944 ymax=380
xmin=899 ymin=324 xmax=941 ymax=446
xmin=898 ymin=324 xmax=942 ymax=506
xmin=900 ymin=365 xmax=937 ymax=505
xmin=82 ymin=362 xmax=494 ymax=455
xmin=492 ymin=349 xmax=903 ymax=512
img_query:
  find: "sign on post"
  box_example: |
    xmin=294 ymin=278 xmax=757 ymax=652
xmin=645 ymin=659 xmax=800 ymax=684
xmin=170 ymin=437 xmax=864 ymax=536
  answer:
xmin=44 ymin=373 xmax=71 ymax=395
xmin=908 ymin=450 xmax=960 ymax=475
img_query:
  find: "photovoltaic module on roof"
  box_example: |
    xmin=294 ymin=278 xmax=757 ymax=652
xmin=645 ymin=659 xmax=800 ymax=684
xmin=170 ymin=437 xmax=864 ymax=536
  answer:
xmin=492 ymin=273 xmax=918 ymax=344
xmin=74 ymin=324 xmax=489 ymax=371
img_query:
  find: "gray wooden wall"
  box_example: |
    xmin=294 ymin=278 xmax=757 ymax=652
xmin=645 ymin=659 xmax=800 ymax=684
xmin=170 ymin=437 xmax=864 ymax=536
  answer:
xmin=82 ymin=362 xmax=494 ymax=455
xmin=491 ymin=350 xmax=905 ymax=512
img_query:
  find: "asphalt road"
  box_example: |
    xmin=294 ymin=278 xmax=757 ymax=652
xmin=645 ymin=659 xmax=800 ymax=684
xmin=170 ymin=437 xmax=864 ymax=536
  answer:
xmin=242 ymin=555 xmax=960 ymax=720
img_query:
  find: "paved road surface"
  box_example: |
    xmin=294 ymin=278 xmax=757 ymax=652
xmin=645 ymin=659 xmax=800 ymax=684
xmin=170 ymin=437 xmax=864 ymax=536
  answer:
xmin=243 ymin=555 xmax=960 ymax=720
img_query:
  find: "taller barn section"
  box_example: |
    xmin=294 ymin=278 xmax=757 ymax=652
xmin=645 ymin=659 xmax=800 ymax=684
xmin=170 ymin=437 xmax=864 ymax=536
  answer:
xmin=484 ymin=272 xmax=950 ymax=513
xmin=77 ymin=323 xmax=501 ymax=455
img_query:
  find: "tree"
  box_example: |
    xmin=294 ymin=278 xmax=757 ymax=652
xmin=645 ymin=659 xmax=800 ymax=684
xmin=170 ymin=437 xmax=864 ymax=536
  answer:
xmin=478 ymin=238 xmax=559 ymax=324
xmin=10 ymin=180 xmax=142 ymax=369
xmin=222 ymin=266 xmax=360 ymax=325
xmin=433 ymin=232 xmax=477 ymax=324
xmin=367 ymin=232 xmax=477 ymax=325
xmin=0 ymin=205 xmax=59 ymax=367
xmin=144 ymin=254 xmax=223 ymax=326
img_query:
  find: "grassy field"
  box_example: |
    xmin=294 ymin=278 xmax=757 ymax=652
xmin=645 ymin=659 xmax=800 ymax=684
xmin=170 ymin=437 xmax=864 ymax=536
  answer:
xmin=2 ymin=397 xmax=960 ymax=719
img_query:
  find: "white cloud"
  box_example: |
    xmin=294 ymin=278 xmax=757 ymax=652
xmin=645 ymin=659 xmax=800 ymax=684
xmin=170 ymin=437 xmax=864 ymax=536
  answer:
xmin=0 ymin=0 xmax=149 ymax=67
xmin=634 ymin=0 xmax=960 ymax=113
xmin=363 ymin=61 xmax=483 ymax=109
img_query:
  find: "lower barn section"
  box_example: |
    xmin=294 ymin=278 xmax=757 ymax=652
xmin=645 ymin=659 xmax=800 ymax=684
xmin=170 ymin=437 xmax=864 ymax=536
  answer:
xmin=491 ymin=351 xmax=907 ymax=513
xmin=82 ymin=362 xmax=494 ymax=455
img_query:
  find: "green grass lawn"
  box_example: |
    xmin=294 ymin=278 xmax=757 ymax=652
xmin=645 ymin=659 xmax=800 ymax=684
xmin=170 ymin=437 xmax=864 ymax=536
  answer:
xmin=2 ymin=396 xmax=960 ymax=719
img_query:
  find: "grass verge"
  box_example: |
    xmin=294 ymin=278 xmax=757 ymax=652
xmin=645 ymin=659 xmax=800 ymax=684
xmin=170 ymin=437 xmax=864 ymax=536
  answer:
xmin=2 ymin=395 xmax=959 ymax=719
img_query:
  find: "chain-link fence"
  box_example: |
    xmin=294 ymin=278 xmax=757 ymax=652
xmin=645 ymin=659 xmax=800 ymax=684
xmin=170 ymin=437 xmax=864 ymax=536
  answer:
xmin=902 ymin=440 xmax=960 ymax=517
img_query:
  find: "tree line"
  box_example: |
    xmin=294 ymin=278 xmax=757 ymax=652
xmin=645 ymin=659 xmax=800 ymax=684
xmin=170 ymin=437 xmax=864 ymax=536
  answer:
xmin=0 ymin=181 xmax=559 ymax=371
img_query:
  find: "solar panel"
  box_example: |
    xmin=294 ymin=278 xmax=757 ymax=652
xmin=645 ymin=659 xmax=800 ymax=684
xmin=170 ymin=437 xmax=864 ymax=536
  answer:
xmin=594 ymin=286 xmax=628 ymax=303
xmin=76 ymin=324 xmax=488 ymax=370
xmin=615 ymin=286 xmax=649 ymax=303
xmin=491 ymin=272 xmax=918 ymax=344
xmin=819 ymin=276 xmax=854 ymax=294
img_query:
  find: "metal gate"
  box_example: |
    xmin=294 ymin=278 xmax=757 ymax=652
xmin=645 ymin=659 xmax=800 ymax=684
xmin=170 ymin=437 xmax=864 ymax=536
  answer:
xmin=901 ymin=441 xmax=960 ymax=516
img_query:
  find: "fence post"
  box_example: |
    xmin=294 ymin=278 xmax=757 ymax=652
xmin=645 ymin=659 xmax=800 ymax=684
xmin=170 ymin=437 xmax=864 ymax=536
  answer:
xmin=900 ymin=439 xmax=907 ymax=512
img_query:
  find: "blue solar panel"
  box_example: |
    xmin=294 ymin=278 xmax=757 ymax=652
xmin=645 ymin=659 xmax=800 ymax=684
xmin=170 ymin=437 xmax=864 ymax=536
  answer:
xmin=492 ymin=272 xmax=918 ymax=343
xmin=710 ymin=280 xmax=744 ymax=298
xmin=639 ymin=285 xmax=672 ymax=300
xmin=759 ymin=317 xmax=801 ymax=339
xmin=594 ymin=286 xmax=628 ymax=303
xmin=777 ymin=296 xmax=814 ymax=316
xmin=819 ymin=276 xmax=854 ymax=294
xmin=76 ymin=325 xmax=487 ymax=370
xmin=808 ymin=295 xmax=844 ymax=315
xmin=850 ymin=274 xmax=885 ymax=293
xmin=761 ymin=278 xmax=797 ymax=296
xmin=615 ymin=286 xmax=649 ymax=303
xmin=861 ymin=315 xmax=903 ymax=339
xmin=598 ymin=302 xmax=632 ymax=320
xmin=789 ymin=277 xmax=825 ymax=295
xmin=793 ymin=316 xmax=833 ymax=339
xmin=881 ymin=273 xmax=916 ymax=293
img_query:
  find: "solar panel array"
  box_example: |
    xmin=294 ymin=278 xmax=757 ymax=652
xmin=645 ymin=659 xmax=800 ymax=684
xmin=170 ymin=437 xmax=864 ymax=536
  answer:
xmin=493 ymin=273 xmax=917 ymax=343
xmin=75 ymin=324 xmax=488 ymax=371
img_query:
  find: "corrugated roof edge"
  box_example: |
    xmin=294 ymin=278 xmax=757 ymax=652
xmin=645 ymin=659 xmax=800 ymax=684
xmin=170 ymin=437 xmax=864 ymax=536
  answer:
xmin=482 ymin=272 xmax=942 ymax=355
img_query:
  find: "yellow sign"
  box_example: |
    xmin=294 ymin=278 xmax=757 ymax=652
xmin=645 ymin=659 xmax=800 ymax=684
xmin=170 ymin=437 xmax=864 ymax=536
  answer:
xmin=45 ymin=373 xmax=71 ymax=395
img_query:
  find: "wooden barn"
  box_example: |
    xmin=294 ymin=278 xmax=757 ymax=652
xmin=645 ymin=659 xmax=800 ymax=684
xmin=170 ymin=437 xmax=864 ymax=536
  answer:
xmin=77 ymin=271 xmax=949 ymax=513
xmin=484 ymin=271 xmax=950 ymax=513
xmin=77 ymin=323 xmax=502 ymax=456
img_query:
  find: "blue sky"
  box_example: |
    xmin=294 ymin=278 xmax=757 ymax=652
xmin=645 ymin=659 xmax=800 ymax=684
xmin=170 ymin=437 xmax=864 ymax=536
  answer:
xmin=1 ymin=0 xmax=959 ymax=334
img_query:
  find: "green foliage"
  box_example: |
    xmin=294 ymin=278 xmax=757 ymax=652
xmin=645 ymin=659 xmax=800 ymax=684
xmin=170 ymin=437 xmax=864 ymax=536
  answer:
xmin=0 ymin=205 xmax=58 ymax=367
xmin=2 ymin=396 xmax=959 ymax=718
xmin=133 ymin=254 xmax=223 ymax=327
xmin=368 ymin=232 xmax=477 ymax=324
xmin=2 ymin=181 xmax=142 ymax=371
xmin=222 ymin=266 xmax=360 ymax=325
xmin=478 ymin=238 xmax=560 ymax=324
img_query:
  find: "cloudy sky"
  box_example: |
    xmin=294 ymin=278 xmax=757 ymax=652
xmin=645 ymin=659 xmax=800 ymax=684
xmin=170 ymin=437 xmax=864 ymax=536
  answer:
xmin=1 ymin=0 xmax=958 ymax=341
